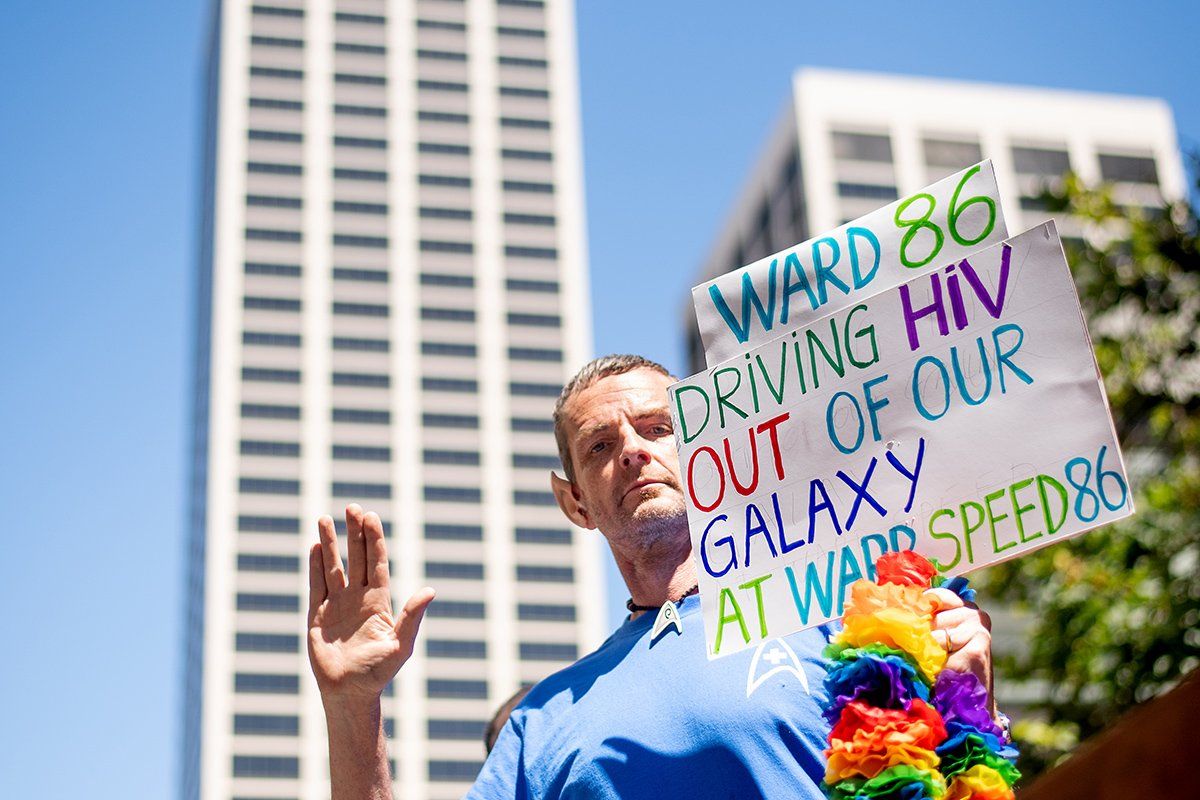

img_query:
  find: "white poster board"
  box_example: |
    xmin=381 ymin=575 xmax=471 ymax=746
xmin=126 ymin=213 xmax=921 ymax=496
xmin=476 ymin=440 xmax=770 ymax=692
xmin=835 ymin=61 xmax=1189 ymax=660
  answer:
xmin=671 ymin=222 xmax=1133 ymax=658
xmin=693 ymin=161 xmax=1008 ymax=367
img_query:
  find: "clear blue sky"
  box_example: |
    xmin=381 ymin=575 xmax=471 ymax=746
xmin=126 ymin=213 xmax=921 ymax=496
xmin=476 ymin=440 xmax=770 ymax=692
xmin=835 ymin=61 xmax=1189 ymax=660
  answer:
xmin=1 ymin=2 xmax=1196 ymax=797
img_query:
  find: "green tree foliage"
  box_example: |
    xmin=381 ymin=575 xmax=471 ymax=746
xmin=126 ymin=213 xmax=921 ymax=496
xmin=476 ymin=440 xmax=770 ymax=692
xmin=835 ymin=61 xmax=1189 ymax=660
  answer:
xmin=982 ymin=168 xmax=1200 ymax=774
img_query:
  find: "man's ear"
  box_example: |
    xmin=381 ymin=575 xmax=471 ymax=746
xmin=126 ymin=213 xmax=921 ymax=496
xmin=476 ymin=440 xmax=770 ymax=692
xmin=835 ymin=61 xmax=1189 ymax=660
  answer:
xmin=550 ymin=471 xmax=594 ymax=530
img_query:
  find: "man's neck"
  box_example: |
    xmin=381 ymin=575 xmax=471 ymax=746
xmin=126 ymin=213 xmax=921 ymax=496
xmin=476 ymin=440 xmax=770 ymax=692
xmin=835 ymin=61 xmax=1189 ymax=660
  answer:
xmin=608 ymin=528 xmax=697 ymax=620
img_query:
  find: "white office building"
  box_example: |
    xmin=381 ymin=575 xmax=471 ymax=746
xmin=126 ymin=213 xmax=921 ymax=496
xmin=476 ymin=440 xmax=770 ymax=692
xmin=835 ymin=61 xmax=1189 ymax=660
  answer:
xmin=686 ymin=67 xmax=1187 ymax=373
xmin=182 ymin=1 xmax=604 ymax=798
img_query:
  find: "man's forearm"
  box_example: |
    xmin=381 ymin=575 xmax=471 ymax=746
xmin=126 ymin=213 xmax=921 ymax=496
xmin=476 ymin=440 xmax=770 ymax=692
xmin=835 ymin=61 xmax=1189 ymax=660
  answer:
xmin=324 ymin=695 xmax=392 ymax=800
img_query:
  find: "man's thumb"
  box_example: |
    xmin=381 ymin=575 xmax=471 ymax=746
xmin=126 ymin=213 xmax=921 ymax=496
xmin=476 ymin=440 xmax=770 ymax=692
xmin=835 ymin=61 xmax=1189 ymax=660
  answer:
xmin=395 ymin=587 xmax=436 ymax=645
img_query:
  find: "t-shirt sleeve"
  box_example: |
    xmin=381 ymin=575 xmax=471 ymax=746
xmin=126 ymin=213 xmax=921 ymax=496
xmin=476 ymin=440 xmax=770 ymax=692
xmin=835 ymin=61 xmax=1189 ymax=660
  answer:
xmin=462 ymin=712 xmax=530 ymax=800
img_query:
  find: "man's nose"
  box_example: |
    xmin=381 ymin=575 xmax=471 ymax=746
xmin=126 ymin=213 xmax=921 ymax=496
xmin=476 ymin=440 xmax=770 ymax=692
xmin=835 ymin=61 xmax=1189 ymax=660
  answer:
xmin=618 ymin=427 xmax=652 ymax=469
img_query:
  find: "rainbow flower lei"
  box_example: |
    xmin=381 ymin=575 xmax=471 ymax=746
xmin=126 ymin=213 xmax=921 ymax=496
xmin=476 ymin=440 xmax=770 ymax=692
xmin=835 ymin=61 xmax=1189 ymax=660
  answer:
xmin=821 ymin=551 xmax=1020 ymax=800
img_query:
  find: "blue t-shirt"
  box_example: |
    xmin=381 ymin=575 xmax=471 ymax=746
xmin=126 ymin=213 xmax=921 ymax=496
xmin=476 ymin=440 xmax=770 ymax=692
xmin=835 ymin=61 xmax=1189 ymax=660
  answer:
xmin=467 ymin=594 xmax=835 ymax=799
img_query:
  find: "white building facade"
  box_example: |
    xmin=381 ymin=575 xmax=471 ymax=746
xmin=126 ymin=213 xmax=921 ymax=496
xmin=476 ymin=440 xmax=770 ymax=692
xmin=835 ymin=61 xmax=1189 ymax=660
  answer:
xmin=686 ymin=67 xmax=1187 ymax=373
xmin=182 ymin=1 xmax=604 ymax=799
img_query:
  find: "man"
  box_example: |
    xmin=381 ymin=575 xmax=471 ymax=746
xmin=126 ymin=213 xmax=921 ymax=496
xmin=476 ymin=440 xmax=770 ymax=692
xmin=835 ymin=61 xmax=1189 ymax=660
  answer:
xmin=307 ymin=355 xmax=996 ymax=799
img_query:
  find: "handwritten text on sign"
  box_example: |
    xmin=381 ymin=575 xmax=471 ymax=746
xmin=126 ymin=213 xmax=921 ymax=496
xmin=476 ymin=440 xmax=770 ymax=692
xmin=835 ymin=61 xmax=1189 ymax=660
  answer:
xmin=693 ymin=161 xmax=1008 ymax=367
xmin=671 ymin=222 xmax=1133 ymax=658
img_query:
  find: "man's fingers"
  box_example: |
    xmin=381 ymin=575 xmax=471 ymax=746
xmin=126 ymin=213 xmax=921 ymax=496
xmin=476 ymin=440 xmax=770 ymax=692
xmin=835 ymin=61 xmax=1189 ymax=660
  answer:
xmin=933 ymin=607 xmax=980 ymax=630
xmin=394 ymin=587 xmax=436 ymax=649
xmin=308 ymin=543 xmax=328 ymax=618
xmin=345 ymin=504 xmax=368 ymax=587
xmin=363 ymin=511 xmax=390 ymax=589
xmin=318 ymin=515 xmax=347 ymax=591
xmin=923 ymin=587 xmax=965 ymax=612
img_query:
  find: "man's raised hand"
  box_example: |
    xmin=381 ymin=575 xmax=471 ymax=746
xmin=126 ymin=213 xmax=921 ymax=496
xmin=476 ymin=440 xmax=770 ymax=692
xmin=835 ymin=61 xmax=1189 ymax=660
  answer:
xmin=307 ymin=504 xmax=435 ymax=701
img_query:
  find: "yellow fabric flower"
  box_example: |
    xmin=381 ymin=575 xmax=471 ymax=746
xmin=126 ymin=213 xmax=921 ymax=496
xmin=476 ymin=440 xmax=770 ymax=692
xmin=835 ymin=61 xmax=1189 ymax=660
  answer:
xmin=944 ymin=765 xmax=1014 ymax=800
xmin=835 ymin=607 xmax=948 ymax=682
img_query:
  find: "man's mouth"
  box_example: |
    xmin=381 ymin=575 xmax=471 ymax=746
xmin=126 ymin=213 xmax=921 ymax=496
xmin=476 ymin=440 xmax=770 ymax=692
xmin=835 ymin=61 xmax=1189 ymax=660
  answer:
xmin=623 ymin=479 xmax=669 ymax=501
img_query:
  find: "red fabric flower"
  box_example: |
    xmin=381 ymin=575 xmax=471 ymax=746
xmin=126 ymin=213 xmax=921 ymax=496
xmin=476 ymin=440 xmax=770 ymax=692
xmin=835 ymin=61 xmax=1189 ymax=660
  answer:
xmin=875 ymin=551 xmax=938 ymax=588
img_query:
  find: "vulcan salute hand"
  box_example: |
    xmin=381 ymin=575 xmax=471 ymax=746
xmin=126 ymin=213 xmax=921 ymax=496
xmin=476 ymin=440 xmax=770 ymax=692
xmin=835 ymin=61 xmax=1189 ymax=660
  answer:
xmin=307 ymin=504 xmax=436 ymax=701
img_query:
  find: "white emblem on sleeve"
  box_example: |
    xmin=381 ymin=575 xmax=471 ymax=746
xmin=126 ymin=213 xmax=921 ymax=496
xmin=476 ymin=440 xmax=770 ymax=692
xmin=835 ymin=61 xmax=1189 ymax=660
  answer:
xmin=746 ymin=638 xmax=810 ymax=698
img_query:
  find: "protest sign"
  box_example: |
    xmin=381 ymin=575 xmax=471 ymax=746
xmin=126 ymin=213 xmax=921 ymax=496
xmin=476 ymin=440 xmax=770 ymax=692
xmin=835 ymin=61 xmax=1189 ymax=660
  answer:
xmin=671 ymin=221 xmax=1133 ymax=658
xmin=693 ymin=161 xmax=1008 ymax=367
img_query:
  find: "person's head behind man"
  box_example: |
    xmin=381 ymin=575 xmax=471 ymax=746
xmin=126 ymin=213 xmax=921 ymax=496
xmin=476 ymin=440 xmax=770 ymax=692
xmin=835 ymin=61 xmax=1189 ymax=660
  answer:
xmin=549 ymin=355 xmax=687 ymax=553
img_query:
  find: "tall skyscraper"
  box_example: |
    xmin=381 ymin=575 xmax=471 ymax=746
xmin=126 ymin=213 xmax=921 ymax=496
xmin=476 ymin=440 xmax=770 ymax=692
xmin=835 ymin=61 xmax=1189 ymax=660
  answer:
xmin=182 ymin=1 xmax=604 ymax=798
xmin=686 ymin=67 xmax=1187 ymax=373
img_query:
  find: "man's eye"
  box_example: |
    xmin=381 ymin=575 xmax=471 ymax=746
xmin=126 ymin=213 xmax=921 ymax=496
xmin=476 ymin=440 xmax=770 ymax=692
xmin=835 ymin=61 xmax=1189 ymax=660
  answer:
xmin=589 ymin=441 xmax=606 ymax=454
xmin=651 ymin=424 xmax=672 ymax=435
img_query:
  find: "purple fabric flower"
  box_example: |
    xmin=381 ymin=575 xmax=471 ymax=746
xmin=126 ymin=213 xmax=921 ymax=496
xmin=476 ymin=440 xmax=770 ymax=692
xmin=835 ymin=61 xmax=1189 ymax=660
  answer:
xmin=823 ymin=654 xmax=930 ymax=724
xmin=931 ymin=670 xmax=1004 ymax=739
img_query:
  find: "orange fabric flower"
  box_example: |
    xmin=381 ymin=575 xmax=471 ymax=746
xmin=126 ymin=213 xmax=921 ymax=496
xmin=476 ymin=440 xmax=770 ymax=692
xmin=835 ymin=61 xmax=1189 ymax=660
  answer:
xmin=843 ymin=579 xmax=937 ymax=622
xmin=825 ymin=700 xmax=948 ymax=782
xmin=876 ymin=550 xmax=939 ymax=587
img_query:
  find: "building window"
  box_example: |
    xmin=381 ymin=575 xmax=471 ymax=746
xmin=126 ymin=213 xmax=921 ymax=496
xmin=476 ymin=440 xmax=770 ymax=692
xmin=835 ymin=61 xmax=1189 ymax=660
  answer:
xmin=333 ymin=444 xmax=392 ymax=461
xmin=242 ymin=331 xmax=301 ymax=348
xmin=237 ymin=593 xmax=300 ymax=612
xmin=418 ymin=79 xmax=469 ymax=93
xmin=515 ymin=526 xmax=571 ymax=545
xmin=232 ymin=755 xmax=299 ymax=778
xmin=423 ymin=412 xmax=480 ymax=429
xmin=512 ymin=453 xmax=560 ymax=469
xmin=237 ymin=553 xmax=300 ymax=573
xmin=241 ymin=402 xmax=301 ymax=420
xmin=421 ymin=341 xmax=477 ymax=358
xmin=508 ymin=347 xmax=562 ymax=362
xmin=425 ymin=523 xmax=483 ymax=541
xmin=422 ymin=377 xmax=478 ymax=393
xmin=427 ymin=639 xmax=488 ymax=659
xmin=835 ymin=182 xmax=899 ymax=201
xmin=247 ymin=161 xmax=303 ymax=176
xmin=334 ymin=11 xmax=386 ymax=24
xmin=505 ymin=245 xmax=558 ymax=259
xmin=426 ymin=561 xmax=485 ymax=580
xmin=417 ymin=19 xmax=467 ymax=31
xmin=1098 ymin=153 xmax=1159 ymax=184
xmin=333 ymin=267 xmax=388 ymax=282
xmin=333 ymin=167 xmax=388 ymax=181
xmin=427 ymin=679 xmax=488 ymax=699
xmin=419 ymin=207 xmax=474 ymax=221
xmin=507 ymin=312 xmax=560 ymax=327
xmin=831 ymin=131 xmax=893 ymax=163
xmin=234 ymin=672 xmax=300 ymax=694
xmin=423 ymin=449 xmax=481 ymax=465
xmin=251 ymin=4 xmax=305 ymax=18
xmin=922 ymin=138 xmax=982 ymax=169
xmin=420 ymin=307 xmax=476 ymax=323
xmin=418 ymin=110 xmax=469 ymax=123
xmin=502 ymin=180 xmax=554 ymax=194
xmin=419 ymin=142 xmax=471 ymax=156
xmin=498 ymin=0 xmax=546 ymax=7
xmin=510 ymin=417 xmax=553 ymax=432
xmin=239 ymin=477 xmax=301 ymax=495
xmin=500 ymin=117 xmax=551 ymax=130
xmin=332 ymin=336 xmax=389 ymax=352
xmin=248 ymin=128 xmax=303 ymax=143
xmin=244 ymin=296 xmax=302 ymax=312
xmin=509 ymin=382 xmax=561 ymax=397
xmin=516 ymin=564 xmax=574 ymax=582
xmin=425 ymin=601 xmax=486 ymax=620
xmin=513 ymin=490 xmax=556 ymax=506
xmin=505 ymin=277 xmax=558 ymax=292
xmin=518 ymin=603 xmax=576 ymax=622
xmin=499 ymin=86 xmax=550 ymax=98
xmin=334 ymin=103 xmax=387 ymax=117
xmin=332 ymin=372 xmax=390 ymax=388
xmin=239 ymin=439 xmax=300 ymax=457
xmin=1011 ymin=146 xmax=1071 ymax=177
xmin=428 ymin=719 xmax=488 ymax=740
xmin=249 ymin=66 xmax=304 ymax=80
xmin=420 ymin=271 xmax=475 ymax=286
xmin=238 ymin=515 xmax=301 ymax=533
xmin=334 ymin=135 xmax=388 ymax=149
xmin=332 ymin=407 xmax=390 ymax=425
xmin=332 ymin=481 xmax=392 ymax=499
xmin=242 ymin=367 xmax=301 ymax=384
xmin=334 ymin=41 xmax=386 ymax=54
xmin=429 ymin=760 xmax=484 ymax=782
xmin=334 ymin=72 xmax=386 ymax=86
xmin=235 ymin=632 xmax=300 ymax=653
xmin=519 ymin=642 xmax=578 ymax=661
xmin=233 ymin=714 xmax=299 ymax=736
xmin=333 ymin=233 xmax=389 ymax=248
xmin=419 ymin=239 xmax=475 ymax=253
xmin=504 ymin=212 xmax=556 ymax=226
xmin=497 ymin=25 xmax=546 ymax=38
xmin=334 ymin=200 xmax=388 ymax=215
xmin=497 ymin=56 xmax=547 ymax=68
xmin=246 ymin=194 xmax=303 ymax=209
xmin=333 ymin=301 xmax=389 ymax=317
xmin=245 ymin=261 xmax=301 ymax=277
xmin=424 ymin=485 xmax=482 ymax=503
xmin=418 ymin=49 xmax=468 ymax=61
xmin=249 ymin=97 xmax=303 ymax=111
xmin=501 ymin=149 xmax=553 ymax=162
xmin=419 ymin=174 xmax=472 ymax=187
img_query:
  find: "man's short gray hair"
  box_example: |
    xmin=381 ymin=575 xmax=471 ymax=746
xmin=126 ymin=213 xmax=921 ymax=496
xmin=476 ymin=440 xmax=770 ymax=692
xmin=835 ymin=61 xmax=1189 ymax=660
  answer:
xmin=553 ymin=354 xmax=674 ymax=482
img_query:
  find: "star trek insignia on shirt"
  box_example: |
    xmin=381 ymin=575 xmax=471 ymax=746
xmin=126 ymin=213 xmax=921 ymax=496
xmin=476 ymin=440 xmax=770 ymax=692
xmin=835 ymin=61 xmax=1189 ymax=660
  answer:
xmin=746 ymin=638 xmax=810 ymax=698
xmin=650 ymin=601 xmax=684 ymax=640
